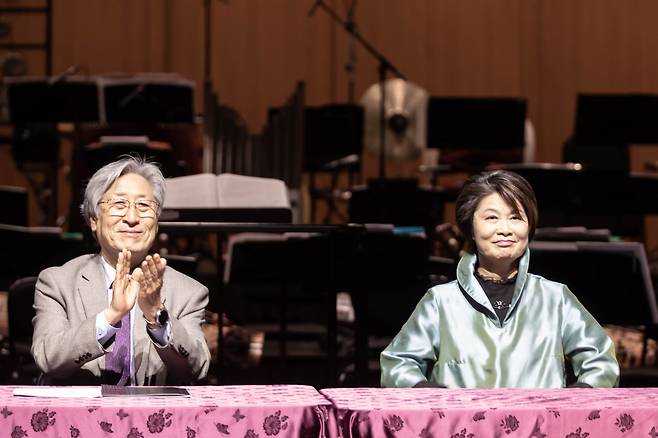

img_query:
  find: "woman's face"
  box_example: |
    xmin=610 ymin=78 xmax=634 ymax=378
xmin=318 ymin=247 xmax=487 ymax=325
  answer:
xmin=472 ymin=192 xmax=529 ymax=268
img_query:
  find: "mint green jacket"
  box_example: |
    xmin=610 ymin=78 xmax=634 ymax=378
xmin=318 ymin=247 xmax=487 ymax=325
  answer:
xmin=380 ymin=249 xmax=619 ymax=388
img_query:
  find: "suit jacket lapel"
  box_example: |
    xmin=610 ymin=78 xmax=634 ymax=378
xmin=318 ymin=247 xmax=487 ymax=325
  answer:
xmin=76 ymin=254 xmax=110 ymax=375
xmin=78 ymin=254 xmax=109 ymax=319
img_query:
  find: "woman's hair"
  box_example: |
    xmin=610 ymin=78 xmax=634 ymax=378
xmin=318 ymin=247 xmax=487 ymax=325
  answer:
xmin=80 ymin=155 xmax=166 ymax=225
xmin=455 ymin=170 xmax=538 ymax=253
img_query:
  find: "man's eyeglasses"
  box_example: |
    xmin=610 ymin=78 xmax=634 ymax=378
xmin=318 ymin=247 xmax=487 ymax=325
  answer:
xmin=98 ymin=199 xmax=159 ymax=218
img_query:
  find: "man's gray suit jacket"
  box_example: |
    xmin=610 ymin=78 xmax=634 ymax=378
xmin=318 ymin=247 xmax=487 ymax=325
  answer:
xmin=31 ymin=254 xmax=211 ymax=385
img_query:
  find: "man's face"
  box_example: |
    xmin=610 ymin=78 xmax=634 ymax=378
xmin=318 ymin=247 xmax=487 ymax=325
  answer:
xmin=90 ymin=173 xmax=159 ymax=267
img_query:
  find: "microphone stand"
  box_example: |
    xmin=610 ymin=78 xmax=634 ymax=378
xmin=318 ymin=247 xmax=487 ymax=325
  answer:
xmin=202 ymin=0 xmax=230 ymax=174
xmin=345 ymin=0 xmax=357 ymax=103
xmin=309 ymin=0 xmax=406 ymax=181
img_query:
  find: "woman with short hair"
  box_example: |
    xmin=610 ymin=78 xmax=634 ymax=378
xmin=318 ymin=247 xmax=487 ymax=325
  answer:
xmin=380 ymin=170 xmax=619 ymax=388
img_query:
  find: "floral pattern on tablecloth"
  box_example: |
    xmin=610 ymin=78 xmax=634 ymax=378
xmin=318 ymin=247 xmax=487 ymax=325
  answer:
xmin=321 ymin=387 xmax=658 ymax=438
xmin=0 ymin=385 xmax=332 ymax=438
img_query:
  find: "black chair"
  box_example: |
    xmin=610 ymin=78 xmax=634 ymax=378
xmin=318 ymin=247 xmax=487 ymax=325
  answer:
xmin=0 ymin=224 xmax=87 ymax=291
xmin=164 ymin=253 xmax=199 ymax=280
xmin=0 ymin=185 xmax=28 ymax=226
xmin=7 ymin=276 xmax=39 ymax=384
xmin=619 ymin=367 xmax=658 ymax=387
xmin=529 ymin=241 xmax=658 ymax=387
xmin=534 ymin=226 xmax=611 ymax=242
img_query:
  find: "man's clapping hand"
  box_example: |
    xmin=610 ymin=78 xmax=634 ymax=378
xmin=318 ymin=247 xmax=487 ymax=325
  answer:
xmin=105 ymin=248 xmax=140 ymax=325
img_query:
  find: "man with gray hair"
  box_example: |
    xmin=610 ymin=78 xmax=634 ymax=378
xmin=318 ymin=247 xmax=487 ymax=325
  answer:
xmin=31 ymin=156 xmax=210 ymax=385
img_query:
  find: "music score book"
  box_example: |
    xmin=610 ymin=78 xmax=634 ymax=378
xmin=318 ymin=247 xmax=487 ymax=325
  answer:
xmin=12 ymin=386 xmax=190 ymax=398
xmin=164 ymin=173 xmax=290 ymax=209
xmin=101 ymin=385 xmax=190 ymax=397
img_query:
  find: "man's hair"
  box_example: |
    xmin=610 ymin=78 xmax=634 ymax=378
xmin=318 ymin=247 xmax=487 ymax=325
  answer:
xmin=455 ymin=169 xmax=538 ymax=253
xmin=80 ymin=155 xmax=165 ymax=225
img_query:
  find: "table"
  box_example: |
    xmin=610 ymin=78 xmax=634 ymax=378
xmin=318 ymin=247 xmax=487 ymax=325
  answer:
xmin=0 ymin=385 xmax=332 ymax=438
xmin=320 ymin=387 xmax=658 ymax=438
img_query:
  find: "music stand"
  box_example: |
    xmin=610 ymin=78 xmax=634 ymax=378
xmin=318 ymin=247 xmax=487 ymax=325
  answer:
xmin=84 ymin=136 xmax=181 ymax=177
xmin=0 ymin=224 xmax=86 ymax=290
xmin=304 ymin=104 xmax=363 ymax=171
xmin=100 ymin=76 xmax=195 ymax=124
xmin=222 ymin=233 xmax=334 ymax=377
xmin=529 ymin=241 xmax=658 ymax=326
xmin=566 ymin=93 xmax=658 ymax=170
xmin=5 ymin=77 xmax=100 ymax=123
xmin=348 ymin=178 xmax=446 ymax=236
xmin=426 ymin=97 xmax=526 ymax=170
xmin=5 ymin=77 xmax=101 ymax=225
xmin=304 ymin=104 xmax=364 ymax=223
xmin=495 ymin=162 xmax=654 ymax=237
xmin=573 ymin=94 xmax=658 ymax=145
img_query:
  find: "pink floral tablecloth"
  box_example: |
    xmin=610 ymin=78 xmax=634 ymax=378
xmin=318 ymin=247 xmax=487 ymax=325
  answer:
xmin=0 ymin=385 xmax=332 ymax=438
xmin=320 ymin=387 xmax=658 ymax=438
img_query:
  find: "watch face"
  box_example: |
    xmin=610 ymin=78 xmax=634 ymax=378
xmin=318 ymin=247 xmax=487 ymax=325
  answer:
xmin=157 ymin=308 xmax=169 ymax=326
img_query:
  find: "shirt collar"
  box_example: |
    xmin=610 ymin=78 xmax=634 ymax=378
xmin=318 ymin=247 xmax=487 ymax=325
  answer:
xmin=457 ymin=248 xmax=531 ymax=319
xmin=99 ymin=255 xmax=116 ymax=290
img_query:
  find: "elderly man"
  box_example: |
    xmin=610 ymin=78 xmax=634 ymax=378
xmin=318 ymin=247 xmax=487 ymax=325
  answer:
xmin=31 ymin=156 xmax=210 ymax=385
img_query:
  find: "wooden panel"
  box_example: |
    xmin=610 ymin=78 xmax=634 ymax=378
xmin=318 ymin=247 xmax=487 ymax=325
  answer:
xmin=211 ymin=0 xmax=335 ymax=132
xmin=0 ymin=48 xmax=46 ymax=74
xmin=3 ymin=0 xmax=658 ymax=235
xmin=51 ymin=0 xmax=166 ymax=74
xmin=0 ymin=12 xmax=47 ymax=43
xmin=20 ymin=0 xmax=658 ymax=163
xmin=538 ymin=0 xmax=658 ymax=162
xmin=166 ymin=0 xmax=203 ymax=112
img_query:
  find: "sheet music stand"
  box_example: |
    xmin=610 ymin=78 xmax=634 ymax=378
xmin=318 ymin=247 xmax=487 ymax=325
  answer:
xmin=529 ymin=241 xmax=658 ymax=325
xmin=493 ymin=163 xmax=658 ymax=237
xmin=222 ymin=234 xmax=334 ymax=376
xmin=0 ymin=224 xmax=86 ymax=290
xmin=5 ymin=77 xmax=100 ymax=123
xmin=304 ymin=104 xmax=364 ymax=223
xmin=84 ymin=136 xmax=181 ymax=177
xmin=158 ymin=222 xmax=344 ymax=386
xmin=566 ymin=94 xmax=658 ymax=170
xmin=100 ymin=76 xmax=195 ymax=124
xmin=573 ymin=94 xmax=658 ymax=145
xmin=426 ymin=97 xmax=526 ymax=170
xmin=5 ymin=77 xmax=100 ymax=225
xmin=304 ymin=104 xmax=364 ymax=171
xmin=349 ymin=178 xmax=445 ymax=233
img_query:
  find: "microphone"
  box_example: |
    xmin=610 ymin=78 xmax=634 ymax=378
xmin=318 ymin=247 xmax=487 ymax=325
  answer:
xmin=48 ymin=65 xmax=80 ymax=86
xmin=308 ymin=0 xmax=323 ymax=17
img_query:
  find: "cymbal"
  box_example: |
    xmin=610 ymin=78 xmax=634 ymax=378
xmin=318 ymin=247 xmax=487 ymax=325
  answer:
xmin=360 ymin=78 xmax=428 ymax=161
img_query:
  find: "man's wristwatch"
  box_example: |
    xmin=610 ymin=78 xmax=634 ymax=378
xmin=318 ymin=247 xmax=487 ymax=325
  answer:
xmin=144 ymin=304 xmax=169 ymax=328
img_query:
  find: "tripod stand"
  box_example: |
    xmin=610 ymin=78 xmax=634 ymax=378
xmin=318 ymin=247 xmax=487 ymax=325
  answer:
xmin=309 ymin=0 xmax=406 ymax=181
